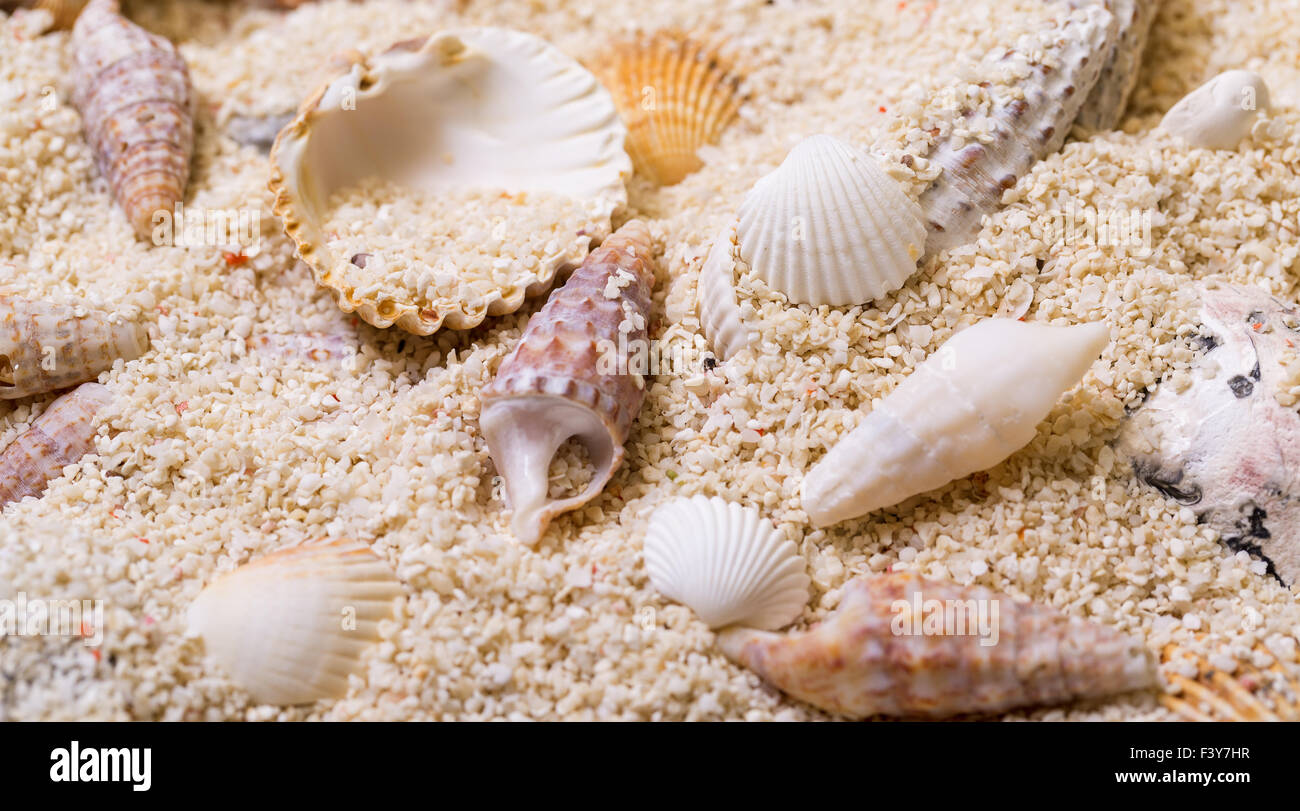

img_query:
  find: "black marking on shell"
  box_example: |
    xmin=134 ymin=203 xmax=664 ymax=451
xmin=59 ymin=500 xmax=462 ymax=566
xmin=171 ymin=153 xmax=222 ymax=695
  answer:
xmin=1133 ymin=460 xmax=1202 ymax=506
xmin=1250 ymin=361 xmax=1261 ymax=381
xmin=1222 ymin=505 xmax=1285 ymax=585
xmin=703 ymin=355 xmax=718 ymax=372
xmin=1228 ymin=375 xmax=1254 ymax=398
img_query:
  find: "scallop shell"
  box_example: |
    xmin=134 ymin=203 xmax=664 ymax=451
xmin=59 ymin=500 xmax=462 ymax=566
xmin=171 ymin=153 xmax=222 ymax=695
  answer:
xmin=719 ymin=573 xmax=1157 ymax=718
xmin=737 ymin=134 xmax=926 ymax=307
xmin=1074 ymin=0 xmax=1159 ymax=131
xmin=588 ymin=31 xmax=744 ymax=186
xmin=644 ymin=496 xmax=809 ymax=631
xmin=186 ymin=539 xmax=403 ymax=705
xmin=480 ymin=220 xmax=656 ymax=546
xmin=1159 ymin=70 xmax=1271 ymax=150
xmin=697 ymin=218 xmax=754 ymax=361
xmin=1162 ymin=644 xmax=1300 ymax=722
xmin=0 ymin=296 xmax=149 ymax=399
xmin=269 ymin=28 xmax=631 ymax=336
xmin=71 ymin=0 xmax=194 ymax=240
xmin=801 ymin=319 xmax=1109 ymax=527
xmin=0 ymin=382 xmax=112 ymax=507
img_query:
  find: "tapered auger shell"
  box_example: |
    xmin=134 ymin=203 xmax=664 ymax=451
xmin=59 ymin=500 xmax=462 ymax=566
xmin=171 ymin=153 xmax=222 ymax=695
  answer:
xmin=1073 ymin=0 xmax=1160 ymax=131
xmin=0 ymin=297 xmax=149 ymax=399
xmin=0 ymin=382 xmax=113 ymax=507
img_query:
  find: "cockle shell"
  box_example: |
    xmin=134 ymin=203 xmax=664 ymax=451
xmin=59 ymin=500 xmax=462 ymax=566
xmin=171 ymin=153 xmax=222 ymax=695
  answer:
xmin=918 ymin=4 xmax=1116 ymax=255
xmin=737 ymin=134 xmax=926 ymax=307
xmin=0 ymin=382 xmax=112 ymax=507
xmin=644 ymin=496 xmax=809 ymax=631
xmin=802 ymin=319 xmax=1109 ymax=527
xmin=588 ymin=31 xmax=745 ymax=186
xmin=1074 ymin=0 xmax=1159 ymax=131
xmin=269 ymin=28 xmax=631 ymax=336
xmin=71 ymin=0 xmax=194 ymax=240
xmin=1159 ymin=70 xmax=1271 ymax=150
xmin=1162 ymin=644 xmax=1300 ymax=722
xmin=697 ymin=218 xmax=754 ymax=361
xmin=186 ymin=539 xmax=403 ymax=705
xmin=480 ymin=220 xmax=656 ymax=546
xmin=719 ymin=573 xmax=1157 ymax=718
xmin=0 ymin=296 xmax=149 ymax=399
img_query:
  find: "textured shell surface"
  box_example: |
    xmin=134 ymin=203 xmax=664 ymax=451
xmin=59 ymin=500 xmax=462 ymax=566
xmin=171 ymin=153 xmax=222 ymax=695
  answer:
xmin=643 ymin=496 xmax=809 ymax=631
xmin=186 ymin=539 xmax=403 ymax=705
xmin=697 ymin=218 xmax=754 ymax=361
xmin=0 ymin=296 xmax=149 ymax=399
xmin=71 ymin=0 xmax=194 ymax=240
xmin=1118 ymin=282 xmax=1300 ymax=587
xmin=269 ymin=27 xmax=631 ymax=336
xmin=801 ymin=319 xmax=1109 ymax=527
xmin=0 ymin=382 xmax=112 ymax=507
xmin=1162 ymin=644 xmax=1300 ymax=722
xmin=1073 ymin=0 xmax=1160 ymax=131
xmin=479 ymin=220 xmax=656 ymax=546
xmin=737 ymin=134 xmax=926 ymax=307
xmin=587 ymin=31 xmax=744 ymax=186
xmin=718 ymin=573 xmax=1157 ymax=719
xmin=1159 ymin=70 xmax=1271 ymax=150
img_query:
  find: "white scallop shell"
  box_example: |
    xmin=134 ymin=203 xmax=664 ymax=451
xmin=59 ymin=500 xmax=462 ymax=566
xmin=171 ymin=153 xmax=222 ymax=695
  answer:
xmin=736 ymin=134 xmax=925 ymax=307
xmin=186 ymin=539 xmax=403 ymax=705
xmin=697 ymin=218 xmax=755 ymax=361
xmin=644 ymin=496 xmax=810 ymax=630
xmin=1160 ymin=70 xmax=1271 ymax=150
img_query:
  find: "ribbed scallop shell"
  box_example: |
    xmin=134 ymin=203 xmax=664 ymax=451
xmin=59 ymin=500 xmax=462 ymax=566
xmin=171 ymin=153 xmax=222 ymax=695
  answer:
xmin=697 ymin=218 xmax=754 ymax=361
xmin=1074 ymin=0 xmax=1158 ymax=131
xmin=1162 ymin=644 xmax=1300 ymax=722
xmin=71 ymin=0 xmax=194 ymax=240
xmin=1159 ymin=70 xmax=1271 ymax=150
xmin=0 ymin=296 xmax=149 ymax=399
xmin=801 ymin=319 xmax=1109 ymax=527
xmin=737 ymin=134 xmax=925 ymax=307
xmin=0 ymin=382 xmax=112 ymax=507
xmin=644 ymin=496 xmax=809 ymax=631
xmin=479 ymin=220 xmax=656 ymax=546
xmin=269 ymin=28 xmax=631 ymax=336
xmin=720 ymin=573 xmax=1157 ymax=718
xmin=186 ymin=539 xmax=403 ymax=705
xmin=588 ymin=31 xmax=744 ymax=186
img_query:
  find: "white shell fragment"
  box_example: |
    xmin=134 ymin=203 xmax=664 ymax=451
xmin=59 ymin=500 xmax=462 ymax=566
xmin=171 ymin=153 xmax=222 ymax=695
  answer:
xmin=697 ymin=218 xmax=755 ymax=361
xmin=1159 ymin=70 xmax=1271 ymax=150
xmin=644 ymin=496 xmax=810 ymax=630
xmin=187 ymin=539 xmax=403 ymax=705
xmin=802 ymin=319 xmax=1110 ymax=526
xmin=737 ymin=134 xmax=926 ymax=307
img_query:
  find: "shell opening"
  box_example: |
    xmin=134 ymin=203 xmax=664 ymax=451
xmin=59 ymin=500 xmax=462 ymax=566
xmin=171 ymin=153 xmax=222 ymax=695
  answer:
xmin=0 ymin=355 xmax=13 ymax=389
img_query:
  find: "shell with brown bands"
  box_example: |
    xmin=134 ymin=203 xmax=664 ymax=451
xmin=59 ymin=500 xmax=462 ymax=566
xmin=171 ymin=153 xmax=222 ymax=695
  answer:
xmin=0 ymin=382 xmax=113 ymax=507
xmin=1074 ymin=0 xmax=1160 ymax=131
xmin=0 ymin=296 xmax=149 ymax=400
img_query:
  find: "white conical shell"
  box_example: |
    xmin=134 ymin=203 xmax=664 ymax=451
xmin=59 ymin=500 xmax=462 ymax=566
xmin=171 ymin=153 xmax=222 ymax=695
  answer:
xmin=643 ymin=495 xmax=810 ymax=630
xmin=186 ymin=539 xmax=403 ymax=705
xmin=697 ymin=218 xmax=755 ymax=361
xmin=1159 ymin=70 xmax=1271 ymax=150
xmin=737 ymin=134 xmax=925 ymax=307
xmin=801 ymin=319 xmax=1109 ymax=527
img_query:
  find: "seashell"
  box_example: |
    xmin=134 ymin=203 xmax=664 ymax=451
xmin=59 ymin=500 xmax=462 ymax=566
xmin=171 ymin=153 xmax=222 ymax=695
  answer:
xmin=0 ymin=296 xmax=149 ymax=400
xmin=697 ymin=218 xmax=755 ymax=361
xmin=1162 ymin=644 xmax=1300 ymax=722
xmin=480 ymin=220 xmax=656 ymax=546
xmin=71 ymin=0 xmax=194 ymax=240
xmin=719 ymin=572 xmax=1158 ymax=718
xmin=918 ymin=4 xmax=1117 ymax=255
xmin=737 ymin=134 xmax=926 ymax=307
xmin=1074 ymin=0 xmax=1159 ymax=131
xmin=1159 ymin=70 xmax=1271 ymax=150
xmin=186 ymin=539 xmax=403 ymax=705
xmin=0 ymin=382 xmax=112 ymax=507
xmin=801 ymin=318 xmax=1109 ymax=527
xmin=644 ymin=496 xmax=809 ymax=631
xmin=587 ymin=31 xmax=744 ymax=186
xmin=6 ymin=0 xmax=88 ymax=29
xmin=269 ymin=28 xmax=631 ymax=336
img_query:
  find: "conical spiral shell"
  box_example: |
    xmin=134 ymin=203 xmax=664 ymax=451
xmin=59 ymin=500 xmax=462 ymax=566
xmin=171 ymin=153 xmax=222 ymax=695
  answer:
xmin=644 ymin=496 xmax=810 ymax=631
xmin=801 ymin=319 xmax=1109 ymax=527
xmin=737 ymin=135 xmax=926 ymax=307
xmin=186 ymin=539 xmax=403 ymax=705
xmin=1074 ymin=0 xmax=1159 ymax=131
xmin=719 ymin=573 xmax=1157 ymax=719
xmin=71 ymin=0 xmax=194 ymax=240
xmin=0 ymin=382 xmax=112 ymax=507
xmin=0 ymin=296 xmax=149 ymax=399
xmin=1159 ymin=70 xmax=1271 ymax=150
xmin=697 ymin=218 xmax=754 ymax=361
xmin=480 ymin=220 xmax=656 ymax=546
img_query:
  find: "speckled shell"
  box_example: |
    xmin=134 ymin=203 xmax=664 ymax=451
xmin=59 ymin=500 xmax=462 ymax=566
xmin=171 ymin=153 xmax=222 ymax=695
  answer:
xmin=588 ymin=31 xmax=744 ymax=186
xmin=0 ymin=296 xmax=149 ymax=399
xmin=1074 ymin=0 xmax=1159 ymax=131
xmin=719 ymin=573 xmax=1157 ymax=718
xmin=186 ymin=539 xmax=403 ymax=705
xmin=1162 ymin=644 xmax=1300 ymax=721
xmin=801 ymin=319 xmax=1109 ymax=527
xmin=918 ymin=4 xmax=1116 ymax=255
xmin=479 ymin=220 xmax=656 ymax=546
xmin=1159 ymin=70 xmax=1271 ymax=150
xmin=697 ymin=218 xmax=754 ymax=361
xmin=71 ymin=0 xmax=194 ymax=240
xmin=0 ymin=382 xmax=112 ymax=507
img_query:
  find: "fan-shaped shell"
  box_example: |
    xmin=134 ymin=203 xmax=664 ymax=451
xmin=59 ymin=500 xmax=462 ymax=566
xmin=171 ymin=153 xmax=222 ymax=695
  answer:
xmin=186 ymin=539 xmax=403 ymax=705
xmin=0 ymin=296 xmax=149 ymax=399
xmin=644 ymin=496 xmax=809 ymax=631
xmin=588 ymin=31 xmax=745 ymax=186
xmin=269 ymin=28 xmax=631 ymax=336
xmin=697 ymin=218 xmax=754 ymax=361
xmin=1159 ymin=70 xmax=1271 ymax=150
xmin=737 ymin=134 xmax=926 ymax=307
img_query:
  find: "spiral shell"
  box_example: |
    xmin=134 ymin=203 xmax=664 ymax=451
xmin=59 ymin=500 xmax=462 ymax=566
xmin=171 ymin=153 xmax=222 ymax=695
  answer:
xmin=1074 ymin=0 xmax=1159 ymax=131
xmin=0 ymin=382 xmax=113 ymax=508
xmin=0 ymin=296 xmax=149 ymax=400
xmin=697 ymin=218 xmax=754 ymax=361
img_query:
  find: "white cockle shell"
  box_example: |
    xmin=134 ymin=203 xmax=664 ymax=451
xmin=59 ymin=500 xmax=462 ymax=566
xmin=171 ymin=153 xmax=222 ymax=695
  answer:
xmin=1159 ymin=70 xmax=1271 ymax=150
xmin=697 ymin=218 xmax=755 ymax=361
